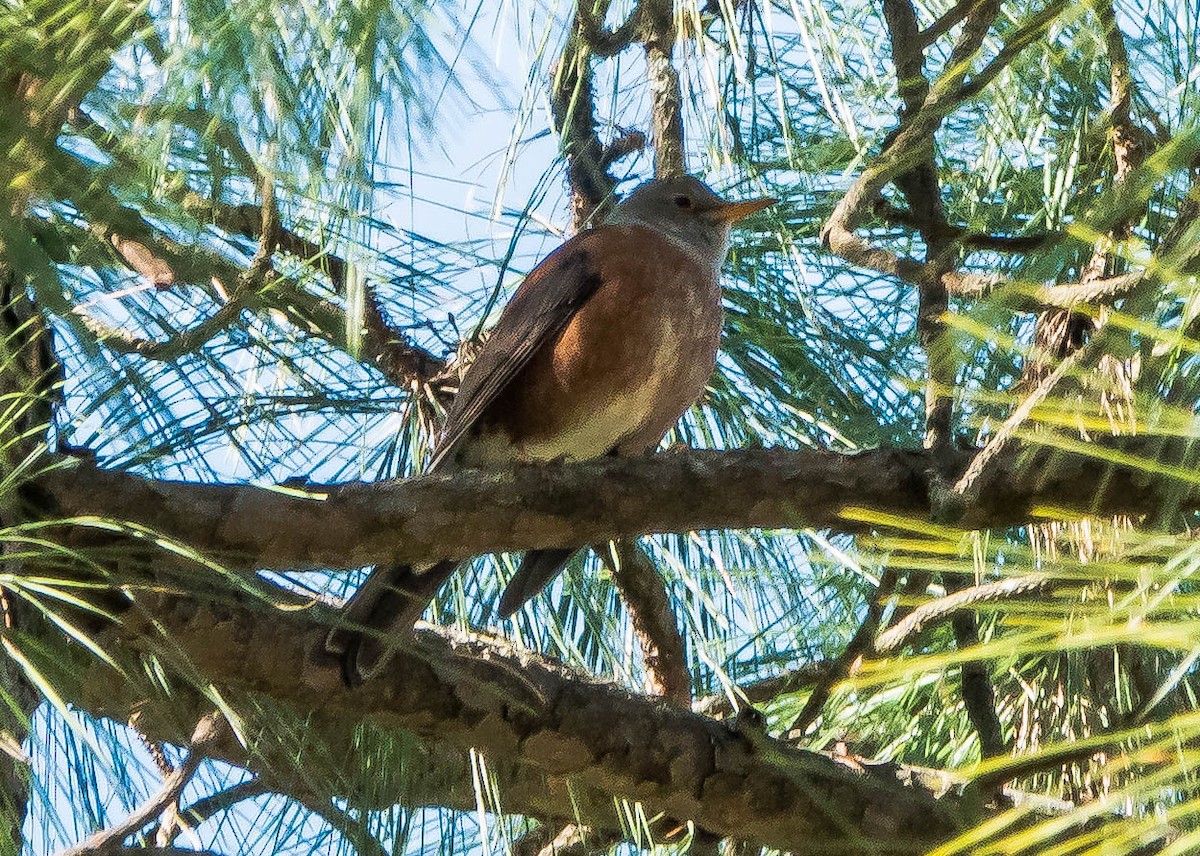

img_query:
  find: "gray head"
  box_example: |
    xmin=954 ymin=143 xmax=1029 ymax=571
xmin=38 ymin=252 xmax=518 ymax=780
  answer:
xmin=603 ymin=176 xmax=776 ymax=271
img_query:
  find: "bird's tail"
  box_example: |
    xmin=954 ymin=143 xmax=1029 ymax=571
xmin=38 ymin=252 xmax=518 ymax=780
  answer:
xmin=497 ymin=548 xmax=578 ymax=618
xmin=325 ymin=560 xmax=459 ymax=686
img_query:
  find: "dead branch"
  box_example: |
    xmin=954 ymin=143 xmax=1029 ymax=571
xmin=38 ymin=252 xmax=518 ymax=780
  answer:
xmin=59 ymin=713 xmax=227 ymax=856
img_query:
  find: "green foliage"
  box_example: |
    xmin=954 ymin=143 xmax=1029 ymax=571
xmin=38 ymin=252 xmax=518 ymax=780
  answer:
xmin=3 ymin=0 xmax=1200 ymax=853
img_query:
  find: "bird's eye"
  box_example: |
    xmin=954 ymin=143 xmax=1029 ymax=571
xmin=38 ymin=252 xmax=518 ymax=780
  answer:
xmin=673 ymin=194 xmax=693 ymax=208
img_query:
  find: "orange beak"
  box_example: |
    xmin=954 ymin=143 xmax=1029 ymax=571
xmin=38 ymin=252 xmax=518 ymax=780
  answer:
xmin=707 ymin=196 xmax=778 ymax=223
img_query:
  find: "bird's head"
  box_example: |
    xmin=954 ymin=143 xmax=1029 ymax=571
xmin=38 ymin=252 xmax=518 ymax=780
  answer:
xmin=604 ymin=175 xmax=777 ymax=270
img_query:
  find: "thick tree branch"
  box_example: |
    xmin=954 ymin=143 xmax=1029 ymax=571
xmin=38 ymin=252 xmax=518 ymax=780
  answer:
xmin=78 ymin=594 xmax=968 ymax=853
xmin=37 ymin=439 xmax=1200 ymax=575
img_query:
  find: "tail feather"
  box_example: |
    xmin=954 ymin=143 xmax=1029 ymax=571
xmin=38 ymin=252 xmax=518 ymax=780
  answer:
xmin=497 ymin=548 xmax=578 ymax=618
xmin=325 ymin=560 xmax=459 ymax=686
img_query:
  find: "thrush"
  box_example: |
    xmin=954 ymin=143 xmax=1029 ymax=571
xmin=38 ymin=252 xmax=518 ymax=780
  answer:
xmin=326 ymin=175 xmax=776 ymax=684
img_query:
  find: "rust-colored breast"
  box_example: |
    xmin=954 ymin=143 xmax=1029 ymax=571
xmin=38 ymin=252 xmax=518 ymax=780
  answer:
xmin=470 ymin=226 xmax=722 ymax=463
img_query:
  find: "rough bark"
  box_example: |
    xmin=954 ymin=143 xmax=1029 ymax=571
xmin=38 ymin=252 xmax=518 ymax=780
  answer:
xmin=37 ymin=439 xmax=1200 ymax=576
xmin=75 ymin=591 xmax=969 ymax=854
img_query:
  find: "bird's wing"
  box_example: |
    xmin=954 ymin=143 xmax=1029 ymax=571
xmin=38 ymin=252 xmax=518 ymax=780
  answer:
xmin=428 ymin=229 xmax=610 ymax=471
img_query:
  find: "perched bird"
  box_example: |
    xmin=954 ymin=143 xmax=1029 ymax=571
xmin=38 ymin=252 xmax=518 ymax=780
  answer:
xmin=326 ymin=175 xmax=776 ymax=684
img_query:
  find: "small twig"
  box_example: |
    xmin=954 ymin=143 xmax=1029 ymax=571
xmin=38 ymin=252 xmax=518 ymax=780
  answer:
xmin=513 ymin=823 xmax=617 ymax=856
xmin=694 ymin=661 xmax=835 ymax=719
xmin=147 ymin=778 xmax=269 ymax=845
xmin=873 ymin=574 xmax=1056 ymax=655
xmin=788 ymin=567 xmax=900 ymax=737
xmin=825 ymin=219 xmax=1144 ymax=309
xmin=72 ymin=297 xmax=254 ymax=362
xmin=598 ymin=129 xmax=647 ymax=170
xmin=362 ymin=289 xmax=449 ymax=390
xmin=916 ymin=0 xmax=978 ymax=47
xmin=250 ymin=169 xmax=280 ymax=270
xmin=70 ymin=169 xmax=286 ymax=362
xmin=881 ymin=0 xmax=959 ymax=451
xmin=60 ymin=713 xmax=227 ymax=856
xmin=953 ymin=350 xmax=1080 ymax=496
xmin=955 ymin=2 xmax=1071 ymax=101
xmin=871 ymin=200 xmax=1059 ymax=253
xmin=197 ymin=199 xmax=448 ymax=387
xmin=131 ymin=723 xmax=174 ymax=778
xmin=604 ymin=541 xmax=691 ymax=708
xmin=950 ymin=607 xmax=1007 ymax=759
xmin=285 ymin=791 xmax=390 ymax=856
xmin=576 ymin=0 xmax=644 ymax=56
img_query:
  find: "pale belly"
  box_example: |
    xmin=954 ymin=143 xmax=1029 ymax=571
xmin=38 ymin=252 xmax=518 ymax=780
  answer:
xmin=515 ymin=335 xmax=683 ymax=462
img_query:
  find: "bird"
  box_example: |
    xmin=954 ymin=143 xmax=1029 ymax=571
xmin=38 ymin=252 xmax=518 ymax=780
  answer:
xmin=325 ymin=175 xmax=776 ymax=685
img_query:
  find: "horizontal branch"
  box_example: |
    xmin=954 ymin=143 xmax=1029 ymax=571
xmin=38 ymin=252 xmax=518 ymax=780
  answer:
xmin=871 ymin=201 xmax=1059 ymax=253
xmin=78 ymin=591 xmax=966 ymax=853
xmin=822 ymin=219 xmax=1145 ymax=310
xmin=38 ymin=439 xmax=1200 ymax=574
